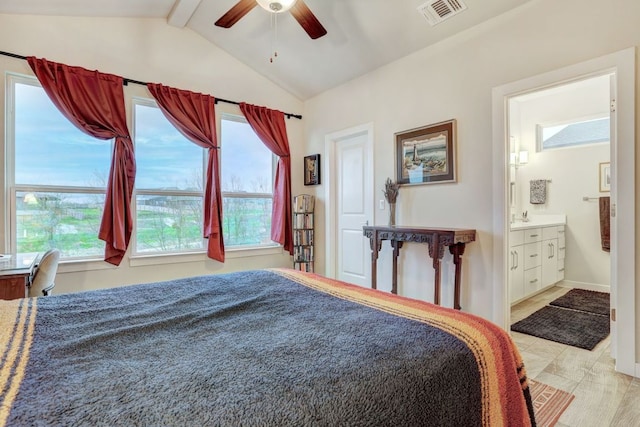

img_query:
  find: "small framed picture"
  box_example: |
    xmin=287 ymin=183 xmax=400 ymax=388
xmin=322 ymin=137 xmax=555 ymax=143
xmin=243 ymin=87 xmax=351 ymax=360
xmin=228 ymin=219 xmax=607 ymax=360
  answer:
xmin=599 ymin=162 xmax=610 ymax=192
xmin=304 ymin=154 xmax=321 ymax=186
xmin=395 ymin=119 xmax=456 ymax=186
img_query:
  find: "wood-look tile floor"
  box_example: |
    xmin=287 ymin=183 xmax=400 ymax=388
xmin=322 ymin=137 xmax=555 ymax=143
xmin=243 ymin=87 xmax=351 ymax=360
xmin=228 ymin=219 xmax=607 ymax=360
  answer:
xmin=510 ymin=285 xmax=640 ymax=427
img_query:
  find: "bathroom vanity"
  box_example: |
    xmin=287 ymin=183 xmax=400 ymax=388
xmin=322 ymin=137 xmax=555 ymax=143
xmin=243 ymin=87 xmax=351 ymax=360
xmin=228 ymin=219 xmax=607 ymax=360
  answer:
xmin=509 ymin=216 xmax=566 ymax=304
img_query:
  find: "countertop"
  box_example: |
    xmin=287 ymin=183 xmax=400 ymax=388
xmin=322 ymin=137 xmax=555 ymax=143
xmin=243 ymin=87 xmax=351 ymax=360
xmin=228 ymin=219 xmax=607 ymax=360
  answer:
xmin=509 ymin=214 xmax=566 ymax=230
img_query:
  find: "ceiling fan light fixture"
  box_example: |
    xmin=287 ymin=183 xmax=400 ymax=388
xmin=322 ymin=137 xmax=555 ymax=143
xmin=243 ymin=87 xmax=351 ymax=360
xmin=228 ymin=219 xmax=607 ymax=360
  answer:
xmin=256 ymin=0 xmax=297 ymax=13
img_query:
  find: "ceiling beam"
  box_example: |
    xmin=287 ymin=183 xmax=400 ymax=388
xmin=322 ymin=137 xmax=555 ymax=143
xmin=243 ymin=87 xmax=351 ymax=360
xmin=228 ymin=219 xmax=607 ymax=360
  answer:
xmin=167 ymin=0 xmax=202 ymax=28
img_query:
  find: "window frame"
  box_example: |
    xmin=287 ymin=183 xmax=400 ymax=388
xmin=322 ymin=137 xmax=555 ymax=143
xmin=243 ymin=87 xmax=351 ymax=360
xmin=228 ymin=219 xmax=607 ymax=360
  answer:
xmin=219 ymin=113 xmax=280 ymax=251
xmin=6 ymin=73 xmax=111 ymax=261
xmin=131 ymin=97 xmax=208 ymax=257
xmin=536 ymin=114 xmax=610 ymax=152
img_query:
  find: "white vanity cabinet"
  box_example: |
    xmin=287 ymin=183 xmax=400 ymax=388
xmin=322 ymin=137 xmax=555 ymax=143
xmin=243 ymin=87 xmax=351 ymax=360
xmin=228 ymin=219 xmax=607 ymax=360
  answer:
xmin=508 ymin=230 xmax=525 ymax=302
xmin=557 ymin=227 xmax=566 ymax=281
xmin=541 ymin=226 xmax=562 ymax=288
xmin=510 ymin=223 xmax=566 ymax=304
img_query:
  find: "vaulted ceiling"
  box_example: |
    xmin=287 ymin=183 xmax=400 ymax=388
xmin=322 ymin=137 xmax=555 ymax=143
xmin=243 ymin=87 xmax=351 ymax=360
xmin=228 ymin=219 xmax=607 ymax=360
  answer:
xmin=0 ymin=0 xmax=532 ymax=100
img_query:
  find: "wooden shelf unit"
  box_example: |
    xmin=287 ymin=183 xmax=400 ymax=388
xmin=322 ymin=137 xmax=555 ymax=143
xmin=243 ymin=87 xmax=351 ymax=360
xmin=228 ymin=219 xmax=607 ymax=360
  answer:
xmin=293 ymin=195 xmax=314 ymax=272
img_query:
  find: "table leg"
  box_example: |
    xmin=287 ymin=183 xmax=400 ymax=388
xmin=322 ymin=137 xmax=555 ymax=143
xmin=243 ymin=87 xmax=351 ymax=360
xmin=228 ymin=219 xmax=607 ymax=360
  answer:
xmin=391 ymin=240 xmax=403 ymax=294
xmin=428 ymin=234 xmax=445 ymax=306
xmin=449 ymin=243 xmax=466 ymax=310
xmin=368 ymin=234 xmax=382 ymax=290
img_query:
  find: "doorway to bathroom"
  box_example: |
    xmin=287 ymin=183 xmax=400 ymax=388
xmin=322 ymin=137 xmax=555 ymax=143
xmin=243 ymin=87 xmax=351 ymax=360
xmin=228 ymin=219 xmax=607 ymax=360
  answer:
xmin=507 ymin=74 xmax=612 ymax=351
xmin=492 ymin=48 xmax=636 ymax=376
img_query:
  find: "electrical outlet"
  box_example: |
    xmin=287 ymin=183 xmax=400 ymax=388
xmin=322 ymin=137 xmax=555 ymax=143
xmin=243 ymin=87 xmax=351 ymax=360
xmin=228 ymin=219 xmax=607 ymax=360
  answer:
xmin=379 ymin=199 xmax=385 ymax=210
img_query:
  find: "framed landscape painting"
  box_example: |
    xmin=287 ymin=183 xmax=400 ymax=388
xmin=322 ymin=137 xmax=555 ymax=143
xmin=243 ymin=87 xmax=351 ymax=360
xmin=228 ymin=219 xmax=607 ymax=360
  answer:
xmin=395 ymin=119 xmax=457 ymax=186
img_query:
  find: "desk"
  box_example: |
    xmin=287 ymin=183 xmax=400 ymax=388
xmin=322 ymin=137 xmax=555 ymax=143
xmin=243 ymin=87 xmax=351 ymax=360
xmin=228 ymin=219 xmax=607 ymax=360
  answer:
xmin=0 ymin=253 xmax=39 ymax=300
xmin=362 ymin=226 xmax=476 ymax=310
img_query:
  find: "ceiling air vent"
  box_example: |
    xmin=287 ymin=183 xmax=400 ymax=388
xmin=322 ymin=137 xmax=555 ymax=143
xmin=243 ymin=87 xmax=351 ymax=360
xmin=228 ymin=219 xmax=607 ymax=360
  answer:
xmin=417 ymin=0 xmax=468 ymax=26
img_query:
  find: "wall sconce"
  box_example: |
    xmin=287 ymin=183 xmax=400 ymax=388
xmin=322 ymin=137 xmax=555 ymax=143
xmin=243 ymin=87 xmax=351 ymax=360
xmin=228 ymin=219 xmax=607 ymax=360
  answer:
xmin=510 ymin=151 xmax=529 ymax=168
xmin=518 ymin=150 xmax=529 ymax=165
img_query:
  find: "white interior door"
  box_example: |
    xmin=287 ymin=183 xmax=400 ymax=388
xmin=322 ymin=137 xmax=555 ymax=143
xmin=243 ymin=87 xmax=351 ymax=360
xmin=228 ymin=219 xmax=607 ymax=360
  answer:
xmin=324 ymin=124 xmax=373 ymax=287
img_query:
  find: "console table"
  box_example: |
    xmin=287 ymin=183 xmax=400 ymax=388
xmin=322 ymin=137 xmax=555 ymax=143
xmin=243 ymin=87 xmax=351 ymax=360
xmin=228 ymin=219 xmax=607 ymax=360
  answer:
xmin=362 ymin=226 xmax=476 ymax=310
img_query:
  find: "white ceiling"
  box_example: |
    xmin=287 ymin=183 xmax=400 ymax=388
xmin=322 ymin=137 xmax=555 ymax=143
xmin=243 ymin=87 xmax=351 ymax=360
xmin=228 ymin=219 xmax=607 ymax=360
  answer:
xmin=0 ymin=0 xmax=532 ymax=100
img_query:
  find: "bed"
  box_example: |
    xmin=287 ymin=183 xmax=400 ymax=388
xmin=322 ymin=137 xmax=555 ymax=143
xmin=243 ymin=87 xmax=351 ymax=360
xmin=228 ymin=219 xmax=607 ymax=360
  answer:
xmin=1 ymin=269 xmax=535 ymax=426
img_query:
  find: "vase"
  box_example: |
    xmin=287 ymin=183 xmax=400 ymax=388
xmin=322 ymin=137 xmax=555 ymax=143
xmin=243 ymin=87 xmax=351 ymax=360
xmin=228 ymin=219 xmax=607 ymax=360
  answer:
xmin=388 ymin=203 xmax=396 ymax=226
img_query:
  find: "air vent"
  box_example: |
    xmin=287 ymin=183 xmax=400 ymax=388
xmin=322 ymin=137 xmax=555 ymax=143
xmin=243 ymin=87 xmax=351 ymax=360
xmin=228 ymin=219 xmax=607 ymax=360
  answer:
xmin=417 ymin=0 xmax=468 ymax=26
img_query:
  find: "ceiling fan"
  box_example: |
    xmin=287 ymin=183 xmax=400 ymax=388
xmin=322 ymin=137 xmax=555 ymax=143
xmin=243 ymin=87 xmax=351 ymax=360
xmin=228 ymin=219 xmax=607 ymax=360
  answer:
xmin=215 ymin=0 xmax=327 ymax=40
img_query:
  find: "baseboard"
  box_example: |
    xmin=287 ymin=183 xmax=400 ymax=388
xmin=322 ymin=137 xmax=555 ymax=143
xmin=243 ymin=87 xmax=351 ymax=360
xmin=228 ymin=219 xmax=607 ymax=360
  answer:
xmin=557 ymin=280 xmax=610 ymax=293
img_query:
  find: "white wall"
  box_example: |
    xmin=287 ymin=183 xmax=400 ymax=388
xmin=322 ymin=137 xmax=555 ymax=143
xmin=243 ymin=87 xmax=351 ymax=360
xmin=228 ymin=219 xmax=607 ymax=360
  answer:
xmin=303 ymin=0 xmax=640 ymax=320
xmin=0 ymin=14 xmax=305 ymax=293
xmin=511 ymin=76 xmax=611 ymax=288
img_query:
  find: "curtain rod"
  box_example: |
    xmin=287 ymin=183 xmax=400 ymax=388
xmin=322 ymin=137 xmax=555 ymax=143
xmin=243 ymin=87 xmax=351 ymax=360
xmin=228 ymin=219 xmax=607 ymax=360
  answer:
xmin=0 ymin=49 xmax=302 ymax=120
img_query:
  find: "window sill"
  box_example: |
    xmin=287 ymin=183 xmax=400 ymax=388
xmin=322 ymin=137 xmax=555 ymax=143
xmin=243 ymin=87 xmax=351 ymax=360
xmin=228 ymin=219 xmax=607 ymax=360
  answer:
xmin=54 ymin=245 xmax=284 ymax=272
xmin=128 ymin=244 xmax=284 ymax=267
xmin=57 ymin=258 xmax=116 ymax=274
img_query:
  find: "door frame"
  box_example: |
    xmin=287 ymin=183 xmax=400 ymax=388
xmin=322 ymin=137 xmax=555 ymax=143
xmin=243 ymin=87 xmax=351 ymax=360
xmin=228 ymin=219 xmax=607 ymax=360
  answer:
xmin=491 ymin=48 xmax=636 ymax=376
xmin=324 ymin=123 xmax=374 ymax=280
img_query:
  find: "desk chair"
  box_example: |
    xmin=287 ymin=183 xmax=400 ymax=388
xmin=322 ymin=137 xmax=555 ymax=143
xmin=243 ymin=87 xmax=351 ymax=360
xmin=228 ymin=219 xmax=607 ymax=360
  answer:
xmin=30 ymin=249 xmax=60 ymax=297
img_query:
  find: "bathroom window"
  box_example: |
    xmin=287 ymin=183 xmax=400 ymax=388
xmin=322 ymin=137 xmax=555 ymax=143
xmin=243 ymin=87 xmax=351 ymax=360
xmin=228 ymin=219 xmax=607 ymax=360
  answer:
xmin=537 ymin=116 xmax=610 ymax=151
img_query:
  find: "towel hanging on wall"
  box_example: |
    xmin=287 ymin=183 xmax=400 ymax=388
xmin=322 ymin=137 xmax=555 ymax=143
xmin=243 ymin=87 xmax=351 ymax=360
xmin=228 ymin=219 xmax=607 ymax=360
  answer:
xmin=599 ymin=196 xmax=610 ymax=252
xmin=530 ymin=179 xmax=547 ymax=204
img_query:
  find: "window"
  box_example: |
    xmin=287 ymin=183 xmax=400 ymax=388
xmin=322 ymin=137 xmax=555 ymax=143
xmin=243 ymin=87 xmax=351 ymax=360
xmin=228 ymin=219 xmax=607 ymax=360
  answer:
xmin=9 ymin=75 xmax=109 ymax=259
xmin=8 ymin=79 xmax=276 ymax=261
xmin=220 ymin=115 xmax=275 ymax=248
xmin=133 ymin=100 xmax=206 ymax=254
xmin=538 ymin=116 xmax=610 ymax=151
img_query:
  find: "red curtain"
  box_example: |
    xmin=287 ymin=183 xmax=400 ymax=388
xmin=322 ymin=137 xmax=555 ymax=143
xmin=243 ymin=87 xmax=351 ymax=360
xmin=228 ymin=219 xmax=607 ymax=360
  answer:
xmin=27 ymin=57 xmax=135 ymax=266
xmin=146 ymin=83 xmax=224 ymax=262
xmin=239 ymin=103 xmax=293 ymax=254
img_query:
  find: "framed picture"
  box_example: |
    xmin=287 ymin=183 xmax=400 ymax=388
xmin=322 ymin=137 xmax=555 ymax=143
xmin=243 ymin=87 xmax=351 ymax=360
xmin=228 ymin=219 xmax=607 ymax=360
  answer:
xmin=599 ymin=162 xmax=610 ymax=192
xmin=395 ymin=119 xmax=456 ymax=186
xmin=304 ymin=154 xmax=321 ymax=186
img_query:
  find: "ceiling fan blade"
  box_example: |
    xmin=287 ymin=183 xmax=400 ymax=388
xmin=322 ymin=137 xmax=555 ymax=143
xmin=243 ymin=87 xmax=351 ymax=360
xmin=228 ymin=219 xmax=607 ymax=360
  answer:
xmin=290 ymin=0 xmax=327 ymax=40
xmin=215 ymin=0 xmax=257 ymax=28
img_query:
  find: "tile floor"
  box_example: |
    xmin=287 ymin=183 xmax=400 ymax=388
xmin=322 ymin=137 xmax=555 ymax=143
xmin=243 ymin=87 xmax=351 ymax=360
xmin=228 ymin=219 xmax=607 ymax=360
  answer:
xmin=510 ymin=286 xmax=640 ymax=427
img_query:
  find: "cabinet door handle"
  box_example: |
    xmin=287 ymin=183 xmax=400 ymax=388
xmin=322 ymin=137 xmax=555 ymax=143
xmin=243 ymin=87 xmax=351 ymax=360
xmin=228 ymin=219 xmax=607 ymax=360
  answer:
xmin=558 ymin=268 xmax=565 ymax=272
xmin=529 ymin=254 xmax=538 ymax=258
xmin=552 ymin=242 xmax=555 ymax=258
xmin=529 ymin=234 xmax=539 ymax=238
xmin=514 ymin=250 xmax=518 ymax=269
xmin=529 ymin=278 xmax=538 ymax=284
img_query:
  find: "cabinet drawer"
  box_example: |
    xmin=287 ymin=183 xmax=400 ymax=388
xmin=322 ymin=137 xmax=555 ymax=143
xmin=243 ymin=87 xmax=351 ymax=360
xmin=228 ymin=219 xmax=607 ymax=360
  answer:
xmin=523 ymin=228 xmax=542 ymax=244
xmin=0 ymin=275 xmax=28 ymax=300
xmin=542 ymin=226 xmax=558 ymax=240
xmin=509 ymin=230 xmax=524 ymax=246
xmin=524 ymin=266 xmax=542 ymax=295
xmin=523 ymin=242 xmax=542 ymax=270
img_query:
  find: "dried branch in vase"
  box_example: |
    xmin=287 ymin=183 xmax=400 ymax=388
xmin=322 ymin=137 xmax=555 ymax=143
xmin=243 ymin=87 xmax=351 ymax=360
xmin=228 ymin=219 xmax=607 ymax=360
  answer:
xmin=383 ymin=178 xmax=399 ymax=204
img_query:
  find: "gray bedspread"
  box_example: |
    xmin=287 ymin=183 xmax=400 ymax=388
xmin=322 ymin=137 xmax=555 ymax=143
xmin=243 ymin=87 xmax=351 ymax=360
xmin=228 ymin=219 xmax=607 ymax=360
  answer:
xmin=1 ymin=269 xmax=534 ymax=426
